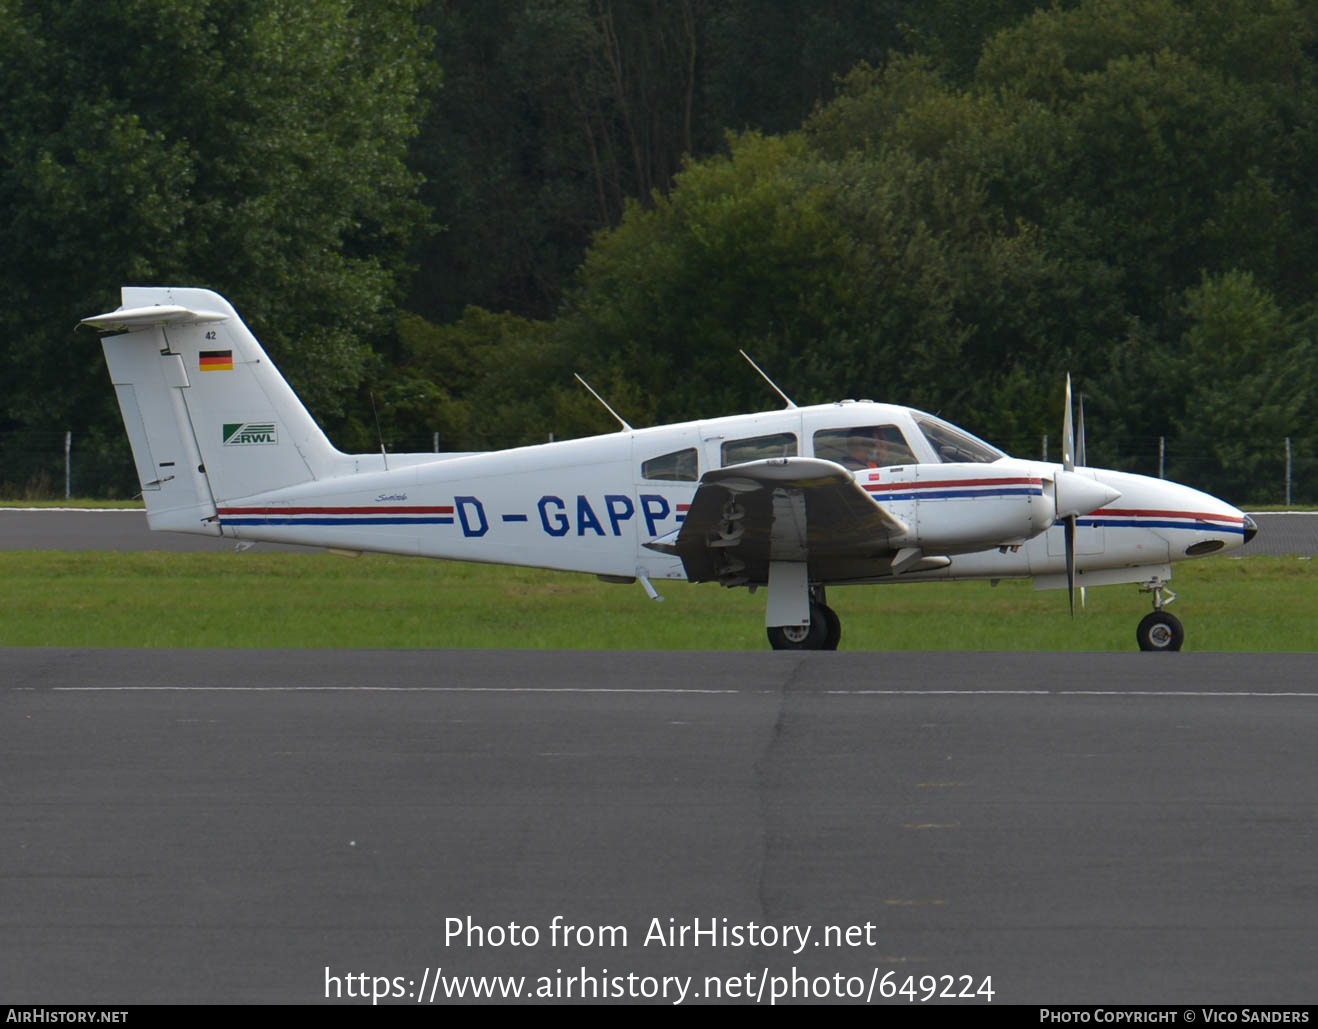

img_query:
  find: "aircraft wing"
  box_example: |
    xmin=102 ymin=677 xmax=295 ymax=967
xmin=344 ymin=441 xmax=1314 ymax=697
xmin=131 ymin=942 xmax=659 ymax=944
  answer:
xmin=645 ymin=457 xmax=907 ymax=584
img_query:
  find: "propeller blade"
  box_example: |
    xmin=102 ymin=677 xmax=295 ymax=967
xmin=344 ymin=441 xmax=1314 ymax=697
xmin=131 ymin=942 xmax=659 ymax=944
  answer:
xmin=1060 ymin=376 xmax=1083 ymax=617
xmin=1075 ymin=393 xmax=1087 ymax=468
xmin=1062 ymin=374 xmax=1075 ymax=472
xmin=1064 ymin=513 xmax=1077 ymax=617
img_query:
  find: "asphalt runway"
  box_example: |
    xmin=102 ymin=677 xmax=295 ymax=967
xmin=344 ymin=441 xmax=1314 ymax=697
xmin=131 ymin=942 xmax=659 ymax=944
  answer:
xmin=3 ymin=511 xmax=1315 ymax=1005
xmin=0 ymin=508 xmax=319 ymax=552
xmin=3 ymin=649 xmax=1317 ymax=1006
xmin=1 ymin=507 xmax=1314 ymax=554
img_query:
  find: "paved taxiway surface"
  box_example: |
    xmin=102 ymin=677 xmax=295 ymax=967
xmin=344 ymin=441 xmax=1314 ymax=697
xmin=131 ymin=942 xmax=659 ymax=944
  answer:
xmin=0 ymin=508 xmax=319 ymax=552
xmin=1 ymin=507 xmax=1314 ymax=554
xmin=4 ymin=648 xmax=1316 ymax=1005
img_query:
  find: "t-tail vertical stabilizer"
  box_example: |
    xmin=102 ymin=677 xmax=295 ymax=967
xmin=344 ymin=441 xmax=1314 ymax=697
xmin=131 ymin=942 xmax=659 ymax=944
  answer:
xmin=83 ymin=286 xmax=349 ymax=535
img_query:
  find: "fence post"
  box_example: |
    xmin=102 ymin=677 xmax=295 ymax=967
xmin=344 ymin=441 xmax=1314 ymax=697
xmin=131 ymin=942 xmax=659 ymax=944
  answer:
xmin=1285 ymin=437 xmax=1292 ymax=506
xmin=1158 ymin=436 xmax=1165 ymax=479
xmin=1041 ymin=434 xmax=1048 ymax=461
xmin=64 ymin=430 xmax=72 ymax=500
xmin=433 ymin=431 xmax=439 ymax=453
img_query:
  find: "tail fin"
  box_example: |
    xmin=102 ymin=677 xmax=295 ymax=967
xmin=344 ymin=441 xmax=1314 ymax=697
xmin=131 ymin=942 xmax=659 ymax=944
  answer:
xmin=84 ymin=287 xmax=348 ymax=532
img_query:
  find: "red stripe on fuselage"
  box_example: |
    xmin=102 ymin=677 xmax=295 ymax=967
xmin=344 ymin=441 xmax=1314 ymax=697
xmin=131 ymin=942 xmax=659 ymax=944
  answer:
xmin=216 ymin=505 xmax=455 ymax=515
xmin=1088 ymin=508 xmax=1244 ymax=524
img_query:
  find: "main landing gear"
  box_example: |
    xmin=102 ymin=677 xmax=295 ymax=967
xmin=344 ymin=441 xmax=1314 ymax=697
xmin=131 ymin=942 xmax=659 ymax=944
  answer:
xmin=1136 ymin=577 xmax=1184 ymax=651
xmin=766 ymin=588 xmax=842 ymax=651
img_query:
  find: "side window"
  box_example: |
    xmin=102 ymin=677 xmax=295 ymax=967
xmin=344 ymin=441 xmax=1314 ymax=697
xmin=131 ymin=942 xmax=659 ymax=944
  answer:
xmin=813 ymin=425 xmax=917 ymax=470
xmin=915 ymin=416 xmax=1004 ymax=464
xmin=721 ymin=432 xmax=797 ymax=467
xmin=641 ymin=447 xmax=698 ymax=481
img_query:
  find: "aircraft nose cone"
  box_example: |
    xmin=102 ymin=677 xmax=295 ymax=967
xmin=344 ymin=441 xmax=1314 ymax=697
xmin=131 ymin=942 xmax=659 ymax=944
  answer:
xmin=1242 ymin=514 xmax=1258 ymax=545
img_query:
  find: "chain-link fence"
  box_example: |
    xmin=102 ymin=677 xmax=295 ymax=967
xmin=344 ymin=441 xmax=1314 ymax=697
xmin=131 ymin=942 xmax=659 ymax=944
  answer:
xmin=0 ymin=431 xmax=137 ymax=501
xmin=998 ymin=435 xmax=1317 ymax=507
xmin=3 ymin=429 xmax=1314 ymax=506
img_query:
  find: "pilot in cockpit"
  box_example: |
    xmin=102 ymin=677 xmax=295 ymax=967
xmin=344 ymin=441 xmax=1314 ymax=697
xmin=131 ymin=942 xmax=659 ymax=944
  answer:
xmin=842 ymin=428 xmax=883 ymax=470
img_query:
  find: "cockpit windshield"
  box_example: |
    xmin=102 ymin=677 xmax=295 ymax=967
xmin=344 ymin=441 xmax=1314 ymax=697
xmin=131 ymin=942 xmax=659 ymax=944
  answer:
xmin=915 ymin=415 xmax=1006 ymax=464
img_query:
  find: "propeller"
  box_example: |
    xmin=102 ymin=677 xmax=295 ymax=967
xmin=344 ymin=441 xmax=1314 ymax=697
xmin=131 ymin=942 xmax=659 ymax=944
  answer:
xmin=1062 ymin=375 xmax=1077 ymax=616
xmin=1075 ymin=392 xmax=1087 ymax=609
xmin=1055 ymin=377 xmax=1117 ymax=615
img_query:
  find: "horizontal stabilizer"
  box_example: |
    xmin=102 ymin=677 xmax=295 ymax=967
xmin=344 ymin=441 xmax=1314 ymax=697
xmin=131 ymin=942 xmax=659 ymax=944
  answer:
xmin=81 ymin=305 xmax=228 ymax=332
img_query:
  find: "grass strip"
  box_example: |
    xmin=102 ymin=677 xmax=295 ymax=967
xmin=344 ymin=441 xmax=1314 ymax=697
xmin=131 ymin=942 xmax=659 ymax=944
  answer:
xmin=1 ymin=551 xmax=1312 ymax=651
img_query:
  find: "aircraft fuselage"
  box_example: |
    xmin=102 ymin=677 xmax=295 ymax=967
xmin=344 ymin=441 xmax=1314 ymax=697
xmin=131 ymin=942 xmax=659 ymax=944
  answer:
xmin=207 ymin=401 xmax=1251 ymax=594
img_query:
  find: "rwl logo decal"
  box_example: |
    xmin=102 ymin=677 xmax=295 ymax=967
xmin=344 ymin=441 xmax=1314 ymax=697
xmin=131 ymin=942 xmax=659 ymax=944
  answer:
xmin=223 ymin=422 xmax=278 ymax=446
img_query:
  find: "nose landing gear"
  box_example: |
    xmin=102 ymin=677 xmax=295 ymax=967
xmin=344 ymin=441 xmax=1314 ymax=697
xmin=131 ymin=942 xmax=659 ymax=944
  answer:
xmin=1136 ymin=578 xmax=1184 ymax=651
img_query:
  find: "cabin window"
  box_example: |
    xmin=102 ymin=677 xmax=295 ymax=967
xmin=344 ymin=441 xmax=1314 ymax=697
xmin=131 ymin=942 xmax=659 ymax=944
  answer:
xmin=641 ymin=447 xmax=698 ymax=481
xmin=915 ymin=415 xmax=1004 ymax=464
xmin=721 ymin=432 xmax=797 ymax=466
xmin=814 ymin=425 xmax=917 ymax=470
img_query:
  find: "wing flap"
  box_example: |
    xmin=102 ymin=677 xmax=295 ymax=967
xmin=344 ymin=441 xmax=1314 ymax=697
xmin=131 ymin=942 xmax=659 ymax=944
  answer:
xmin=647 ymin=457 xmax=907 ymax=584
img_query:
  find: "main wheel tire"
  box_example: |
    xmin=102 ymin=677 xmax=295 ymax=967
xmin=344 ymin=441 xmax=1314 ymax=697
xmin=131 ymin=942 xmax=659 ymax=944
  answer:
xmin=820 ymin=604 xmax=842 ymax=651
xmin=767 ymin=602 xmax=832 ymax=650
xmin=1136 ymin=610 xmax=1184 ymax=652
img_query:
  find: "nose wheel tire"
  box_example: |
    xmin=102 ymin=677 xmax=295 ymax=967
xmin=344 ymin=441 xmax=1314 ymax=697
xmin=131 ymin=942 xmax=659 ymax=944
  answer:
xmin=1136 ymin=610 xmax=1184 ymax=652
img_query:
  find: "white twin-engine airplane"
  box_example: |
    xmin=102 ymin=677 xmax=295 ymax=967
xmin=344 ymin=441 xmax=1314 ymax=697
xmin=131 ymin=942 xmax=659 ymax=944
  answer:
xmin=85 ymin=287 xmax=1257 ymax=652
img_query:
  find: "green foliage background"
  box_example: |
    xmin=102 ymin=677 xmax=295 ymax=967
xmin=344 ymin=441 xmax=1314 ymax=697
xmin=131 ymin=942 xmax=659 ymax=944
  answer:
xmin=1 ymin=0 xmax=433 ymax=493
xmin=2 ymin=0 xmax=1316 ymax=503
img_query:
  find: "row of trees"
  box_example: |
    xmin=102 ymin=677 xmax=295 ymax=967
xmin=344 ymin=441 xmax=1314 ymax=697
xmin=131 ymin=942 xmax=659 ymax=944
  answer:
xmin=412 ymin=0 xmax=916 ymax=322
xmin=2 ymin=0 xmax=1316 ymax=502
xmin=383 ymin=0 xmax=1318 ymax=503
xmin=1 ymin=0 xmax=433 ymax=471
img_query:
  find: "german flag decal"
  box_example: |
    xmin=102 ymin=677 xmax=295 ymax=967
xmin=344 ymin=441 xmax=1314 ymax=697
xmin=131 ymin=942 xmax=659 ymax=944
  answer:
xmin=199 ymin=349 xmax=233 ymax=371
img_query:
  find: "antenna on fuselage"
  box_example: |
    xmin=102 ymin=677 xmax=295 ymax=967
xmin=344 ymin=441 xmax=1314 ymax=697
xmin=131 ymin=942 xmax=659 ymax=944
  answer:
xmin=369 ymin=390 xmax=389 ymax=471
xmin=573 ymin=373 xmax=633 ymax=432
xmin=739 ymin=349 xmax=797 ymax=409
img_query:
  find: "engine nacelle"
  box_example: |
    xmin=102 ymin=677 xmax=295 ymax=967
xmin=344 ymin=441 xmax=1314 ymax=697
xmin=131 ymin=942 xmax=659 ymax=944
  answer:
xmin=864 ymin=462 xmax=1118 ymax=552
